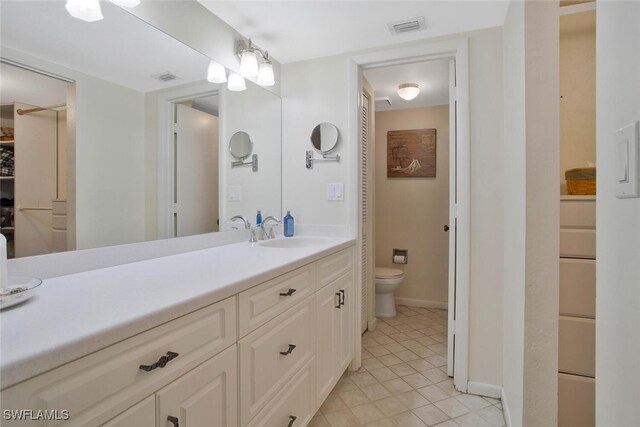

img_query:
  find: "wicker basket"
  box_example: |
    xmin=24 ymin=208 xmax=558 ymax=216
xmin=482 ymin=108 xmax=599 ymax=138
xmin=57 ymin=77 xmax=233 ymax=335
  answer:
xmin=565 ymin=167 xmax=596 ymax=195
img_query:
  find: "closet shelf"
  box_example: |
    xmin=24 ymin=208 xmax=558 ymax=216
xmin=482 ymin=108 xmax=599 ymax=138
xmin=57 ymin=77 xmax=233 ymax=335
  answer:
xmin=0 ymin=141 xmax=14 ymax=145
xmin=0 ymin=176 xmax=15 ymax=180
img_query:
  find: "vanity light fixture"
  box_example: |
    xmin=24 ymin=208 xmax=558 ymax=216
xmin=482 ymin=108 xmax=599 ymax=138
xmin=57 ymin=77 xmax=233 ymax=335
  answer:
xmin=207 ymin=60 xmax=227 ymax=83
xmin=397 ymin=83 xmax=420 ymax=101
xmin=65 ymin=0 xmax=103 ymax=22
xmin=236 ymin=39 xmax=275 ymax=87
xmin=227 ymin=72 xmax=247 ymax=92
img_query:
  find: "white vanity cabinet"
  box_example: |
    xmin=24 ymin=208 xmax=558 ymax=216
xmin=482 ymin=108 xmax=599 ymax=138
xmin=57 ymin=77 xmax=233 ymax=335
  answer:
xmin=0 ymin=244 xmax=355 ymax=427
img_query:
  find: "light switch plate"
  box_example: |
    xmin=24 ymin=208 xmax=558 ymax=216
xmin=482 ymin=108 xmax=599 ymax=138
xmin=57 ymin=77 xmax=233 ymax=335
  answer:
xmin=228 ymin=185 xmax=242 ymax=201
xmin=327 ymin=183 xmax=344 ymax=201
xmin=615 ymin=121 xmax=639 ymax=198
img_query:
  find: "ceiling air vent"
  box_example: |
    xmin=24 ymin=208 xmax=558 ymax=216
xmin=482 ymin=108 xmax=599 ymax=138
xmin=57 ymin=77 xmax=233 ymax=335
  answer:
xmin=152 ymin=72 xmax=179 ymax=82
xmin=387 ymin=16 xmax=426 ymax=35
xmin=375 ymin=97 xmax=392 ymax=109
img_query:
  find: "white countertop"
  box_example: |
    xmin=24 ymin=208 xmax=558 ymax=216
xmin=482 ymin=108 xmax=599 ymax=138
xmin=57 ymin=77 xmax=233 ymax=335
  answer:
xmin=0 ymin=237 xmax=355 ymax=389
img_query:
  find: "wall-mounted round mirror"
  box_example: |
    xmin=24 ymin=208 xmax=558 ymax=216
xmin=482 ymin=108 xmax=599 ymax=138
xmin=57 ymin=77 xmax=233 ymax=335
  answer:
xmin=229 ymin=131 xmax=253 ymax=160
xmin=310 ymin=122 xmax=339 ymax=153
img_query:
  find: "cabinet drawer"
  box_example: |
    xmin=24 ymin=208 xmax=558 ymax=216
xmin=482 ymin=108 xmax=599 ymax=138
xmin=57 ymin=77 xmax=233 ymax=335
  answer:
xmin=560 ymin=229 xmax=596 ymax=259
xmin=0 ymin=297 xmax=236 ymax=427
xmin=558 ymin=373 xmax=595 ymax=427
xmin=239 ymin=297 xmax=316 ymax=426
xmin=560 ymin=259 xmax=595 ymax=318
xmin=560 ymin=200 xmax=595 ymax=229
xmin=247 ymin=358 xmax=316 ymax=427
xmin=100 ymin=396 xmax=155 ymax=427
xmin=157 ymin=345 xmax=238 ymax=427
xmin=317 ymin=248 xmax=353 ymax=290
xmin=239 ymin=264 xmax=316 ymax=337
xmin=559 ymin=316 xmax=595 ymax=377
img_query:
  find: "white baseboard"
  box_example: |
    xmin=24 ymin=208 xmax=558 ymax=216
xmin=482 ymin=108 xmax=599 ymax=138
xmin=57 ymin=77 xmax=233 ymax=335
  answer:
xmin=367 ymin=318 xmax=378 ymax=331
xmin=395 ymin=297 xmax=448 ymax=310
xmin=467 ymin=381 xmax=502 ymax=398
xmin=501 ymin=387 xmax=512 ymax=427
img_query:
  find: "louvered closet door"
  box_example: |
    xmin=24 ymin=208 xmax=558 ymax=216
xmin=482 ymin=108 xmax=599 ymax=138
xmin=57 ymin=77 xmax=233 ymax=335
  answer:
xmin=360 ymin=92 xmax=370 ymax=334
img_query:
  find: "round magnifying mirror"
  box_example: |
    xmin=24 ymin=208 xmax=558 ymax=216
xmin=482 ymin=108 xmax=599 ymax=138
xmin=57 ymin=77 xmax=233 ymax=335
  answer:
xmin=229 ymin=131 xmax=253 ymax=160
xmin=310 ymin=122 xmax=339 ymax=153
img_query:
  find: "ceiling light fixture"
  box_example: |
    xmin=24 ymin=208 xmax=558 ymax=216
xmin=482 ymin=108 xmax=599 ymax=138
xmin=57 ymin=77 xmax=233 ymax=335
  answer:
xmin=65 ymin=0 xmax=103 ymax=22
xmin=109 ymin=0 xmax=141 ymax=8
xmin=397 ymin=83 xmax=420 ymax=101
xmin=236 ymin=39 xmax=276 ymax=87
xmin=227 ymin=72 xmax=246 ymax=92
xmin=207 ymin=60 xmax=227 ymax=83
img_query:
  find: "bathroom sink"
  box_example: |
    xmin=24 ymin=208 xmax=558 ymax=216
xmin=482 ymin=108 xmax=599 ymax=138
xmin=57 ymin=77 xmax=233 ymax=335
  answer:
xmin=258 ymin=237 xmax=330 ymax=248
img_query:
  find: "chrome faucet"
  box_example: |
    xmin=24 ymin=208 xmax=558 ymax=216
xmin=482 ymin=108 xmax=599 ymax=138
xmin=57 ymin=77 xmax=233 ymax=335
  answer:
xmin=260 ymin=216 xmax=281 ymax=240
xmin=230 ymin=215 xmax=251 ymax=229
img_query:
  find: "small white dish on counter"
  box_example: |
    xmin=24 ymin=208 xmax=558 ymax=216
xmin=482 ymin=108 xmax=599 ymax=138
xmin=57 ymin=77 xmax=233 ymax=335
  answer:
xmin=0 ymin=277 xmax=43 ymax=310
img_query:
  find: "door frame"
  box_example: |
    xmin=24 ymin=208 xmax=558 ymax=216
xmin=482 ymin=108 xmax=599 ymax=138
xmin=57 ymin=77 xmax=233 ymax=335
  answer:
xmin=156 ymin=84 xmax=220 ymax=239
xmin=348 ymin=37 xmax=470 ymax=391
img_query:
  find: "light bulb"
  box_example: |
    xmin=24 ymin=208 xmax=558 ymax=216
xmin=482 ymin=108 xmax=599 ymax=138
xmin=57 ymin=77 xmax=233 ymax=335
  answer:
xmin=227 ymin=72 xmax=246 ymax=92
xmin=207 ymin=61 xmax=227 ymax=83
xmin=109 ymin=0 xmax=141 ymax=8
xmin=397 ymin=83 xmax=420 ymax=101
xmin=65 ymin=0 xmax=104 ymax=22
xmin=239 ymin=50 xmax=259 ymax=78
xmin=257 ymin=61 xmax=275 ymax=87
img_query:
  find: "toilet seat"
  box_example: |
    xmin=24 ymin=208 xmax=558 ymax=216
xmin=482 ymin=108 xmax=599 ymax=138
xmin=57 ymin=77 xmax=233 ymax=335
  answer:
xmin=375 ymin=267 xmax=404 ymax=279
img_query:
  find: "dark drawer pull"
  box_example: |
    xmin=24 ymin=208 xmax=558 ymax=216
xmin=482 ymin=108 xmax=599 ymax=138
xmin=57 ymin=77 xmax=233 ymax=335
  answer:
xmin=167 ymin=415 xmax=179 ymax=427
xmin=279 ymin=344 xmax=297 ymax=356
xmin=139 ymin=351 xmax=179 ymax=372
xmin=279 ymin=288 xmax=297 ymax=297
xmin=335 ymin=292 xmax=341 ymax=309
xmin=284 ymin=415 xmax=297 ymax=427
xmin=339 ymin=289 xmax=345 ymax=306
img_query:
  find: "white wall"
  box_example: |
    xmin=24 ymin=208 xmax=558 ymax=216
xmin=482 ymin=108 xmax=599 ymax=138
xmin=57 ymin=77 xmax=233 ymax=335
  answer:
xmin=281 ymin=55 xmax=351 ymax=227
xmin=220 ymin=83 xmax=282 ymax=225
xmin=502 ymin=2 xmax=560 ymax=425
xmin=1 ymin=48 xmax=147 ymax=251
xmin=595 ymin=2 xmax=640 ymax=425
xmin=282 ymin=27 xmax=506 ymax=389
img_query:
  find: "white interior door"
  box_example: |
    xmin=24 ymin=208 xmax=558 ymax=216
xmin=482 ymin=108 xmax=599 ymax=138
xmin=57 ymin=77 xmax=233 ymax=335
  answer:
xmin=447 ymin=60 xmax=457 ymax=377
xmin=175 ymin=104 xmax=218 ymax=237
xmin=14 ymin=103 xmax=57 ymax=257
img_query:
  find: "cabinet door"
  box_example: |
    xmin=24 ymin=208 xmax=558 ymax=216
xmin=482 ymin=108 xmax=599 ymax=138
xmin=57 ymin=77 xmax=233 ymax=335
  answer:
xmin=100 ymin=396 xmax=155 ymax=427
xmin=157 ymin=345 xmax=237 ymax=427
xmin=337 ymin=274 xmax=353 ymax=374
xmin=316 ymin=280 xmax=341 ymax=406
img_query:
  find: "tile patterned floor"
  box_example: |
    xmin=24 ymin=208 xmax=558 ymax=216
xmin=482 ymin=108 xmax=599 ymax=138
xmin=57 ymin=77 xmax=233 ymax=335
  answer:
xmin=311 ymin=305 xmax=505 ymax=427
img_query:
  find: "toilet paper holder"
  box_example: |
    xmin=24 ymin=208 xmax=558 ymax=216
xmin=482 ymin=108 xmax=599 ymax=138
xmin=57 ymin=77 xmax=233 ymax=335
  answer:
xmin=392 ymin=249 xmax=408 ymax=264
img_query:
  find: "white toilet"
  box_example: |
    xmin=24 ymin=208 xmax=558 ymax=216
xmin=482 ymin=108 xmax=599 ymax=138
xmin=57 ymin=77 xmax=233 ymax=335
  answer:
xmin=375 ymin=267 xmax=405 ymax=318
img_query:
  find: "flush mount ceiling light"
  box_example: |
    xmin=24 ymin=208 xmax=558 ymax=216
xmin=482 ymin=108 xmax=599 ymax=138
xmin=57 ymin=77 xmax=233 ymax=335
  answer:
xmin=236 ymin=39 xmax=276 ymax=87
xmin=207 ymin=60 xmax=227 ymax=83
xmin=227 ymin=72 xmax=247 ymax=92
xmin=65 ymin=0 xmax=140 ymax=22
xmin=397 ymin=83 xmax=420 ymax=101
xmin=65 ymin=0 xmax=103 ymax=22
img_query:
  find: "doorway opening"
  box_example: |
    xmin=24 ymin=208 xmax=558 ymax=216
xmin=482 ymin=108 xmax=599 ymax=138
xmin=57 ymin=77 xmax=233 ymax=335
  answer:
xmin=351 ymin=38 xmax=470 ymax=391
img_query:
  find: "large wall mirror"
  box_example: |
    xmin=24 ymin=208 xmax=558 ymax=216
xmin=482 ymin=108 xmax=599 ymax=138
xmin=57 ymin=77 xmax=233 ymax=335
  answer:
xmin=0 ymin=1 xmax=282 ymax=258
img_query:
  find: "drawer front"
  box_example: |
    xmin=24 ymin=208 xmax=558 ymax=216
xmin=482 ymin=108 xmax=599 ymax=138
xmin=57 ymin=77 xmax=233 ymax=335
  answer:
xmin=239 ymin=264 xmax=316 ymax=337
xmin=247 ymin=358 xmax=316 ymax=427
xmin=100 ymin=396 xmax=155 ymax=427
xmin=1 ymin=297 xmax=236 ymax=427
xmin=317 ymin=248 xmax=353 ymax=290
xmin=560 ymin=229 xmax=596 ymax=259
xmin=560 ymin=200 xmax=595 ymax=229
xmin=157 ymin=345 xmax=238 ymax=427
xmin=558 ymin=373 xmax=595 ymax=427
xmin=559 ymin=316 xmax=595 ymax=377
xmin=560 ymin=259 xmax=596 ymax=318
xmin=239 ymin=297 xmax=316 ymax=426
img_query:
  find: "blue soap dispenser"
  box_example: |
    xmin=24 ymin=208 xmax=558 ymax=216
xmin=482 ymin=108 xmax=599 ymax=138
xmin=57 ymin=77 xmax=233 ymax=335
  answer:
xmin=256 ymin=210 xmax=262 ymax=226
xmin=283 ymin=211 xmax=294 ymax=237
